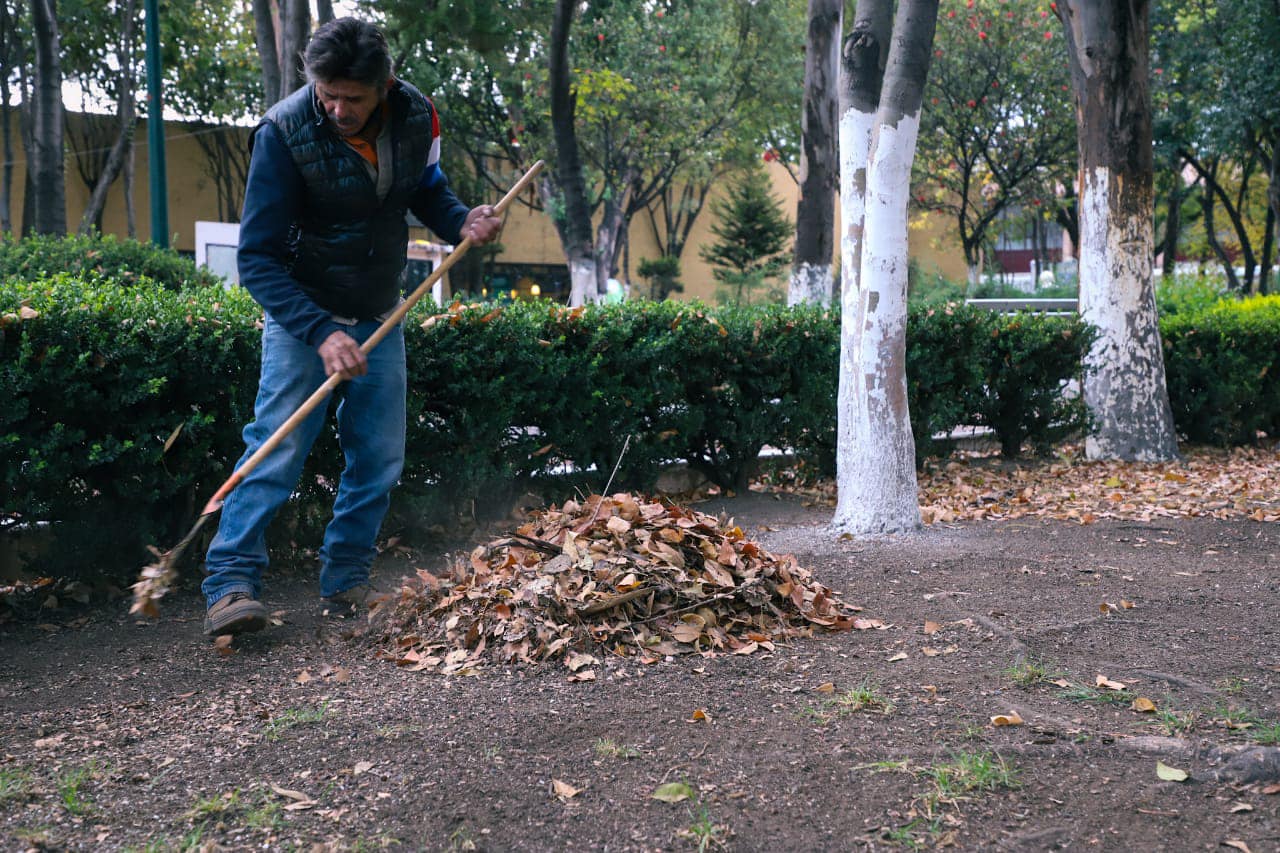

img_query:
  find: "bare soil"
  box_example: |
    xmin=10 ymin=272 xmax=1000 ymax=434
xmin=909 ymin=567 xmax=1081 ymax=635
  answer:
xmin=2 ymin=492 xmax=1278 ymax=852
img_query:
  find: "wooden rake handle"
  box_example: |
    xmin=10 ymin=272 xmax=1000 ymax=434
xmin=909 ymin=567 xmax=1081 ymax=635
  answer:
xmin=200 ymin=160 xmax=545 ymax=516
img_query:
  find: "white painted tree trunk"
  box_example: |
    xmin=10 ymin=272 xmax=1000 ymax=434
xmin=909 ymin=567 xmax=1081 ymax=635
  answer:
xmin=567 ymin=258 xmax=598 ymax=307
xmin=833 ymin=115 xmax=923 ymax=534
xmin=1078 ymin=167 xmax=1179 ymax=460
xmin=788 ymin=262 xmax=834 ymax=307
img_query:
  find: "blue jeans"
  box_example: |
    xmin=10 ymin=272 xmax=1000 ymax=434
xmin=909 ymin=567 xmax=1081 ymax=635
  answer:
xmin=202 ymin=316 xmax=406 ymax=606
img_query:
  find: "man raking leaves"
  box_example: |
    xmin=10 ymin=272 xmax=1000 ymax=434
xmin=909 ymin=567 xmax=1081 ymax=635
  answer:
xmin=131 ymin=18 xmax=536 ymax=635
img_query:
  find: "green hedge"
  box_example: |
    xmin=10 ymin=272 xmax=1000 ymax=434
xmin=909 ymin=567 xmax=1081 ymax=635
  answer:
xmin=0 ymin=233 xmax=226 ymax=291
xmin=7 ymin=266 xmax=1280 ymax=583
xmin=1162 ymin=295 xmax=1280 ymax=445
xmin=973 ymin=311 xmax=1095 ymax=457
xmin=1 ymin=276 xmax=262 ymax=578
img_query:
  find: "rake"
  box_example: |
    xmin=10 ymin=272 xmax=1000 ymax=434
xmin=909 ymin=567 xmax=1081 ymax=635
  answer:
xmin=131 ymin=160 xmax=545 ymax=617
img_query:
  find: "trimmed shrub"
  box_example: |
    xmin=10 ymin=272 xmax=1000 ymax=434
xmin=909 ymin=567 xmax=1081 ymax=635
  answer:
xmin=530 ymin=300 xmax=689 ymax=493
xmin=13 ymin=266 xmax=1280 ymax=586
xmin=0 ymin=233 xmax=226 ymax=291
xmin=1162 ymin=295 xmax=1280 ymax=445
xmin=788 ymin=302 xmax=992 ymax=471
xmin=972 ymin=311 xmax=1095 ymax=457
xmin=907 ymin=303 xmax=989 ymax=459
xmin=0 ymin=275 xmax=262 ymax=579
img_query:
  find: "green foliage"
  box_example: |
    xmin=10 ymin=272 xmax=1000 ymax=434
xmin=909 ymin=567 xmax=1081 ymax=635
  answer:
xmin=0 ymin=275 xmax=261 ymax=579
xmin=700 ymin=167 xmax=793 ymax=306
xmin=1155 ymin=273 xmax=1230 ymax=316
xmin=906 ymin=303 xmax=989 ymax=460
xmin=637 ymin=255 xmax=684 ymax=300
xmin=0 ymin=233 xmax=226 ymax=291
xmin=10 ymin=261 xmax=1280 ymax=588
xmin=907 ymin=261 xmax=967 ymax=306
xmin=915 ymin=0 xmax=1075 ymax=268
xmin=972 ymin=312 xmax=1095 ymax=458
xmin=666 ymin=303 xmax=819 ymax=491
xmin=373 ymin=0 xmax=802 ymax=264
xmin=1162 ymin=295 xmax=1280 ymax=444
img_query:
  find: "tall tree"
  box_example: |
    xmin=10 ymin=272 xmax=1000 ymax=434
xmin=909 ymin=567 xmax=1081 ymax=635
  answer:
xmin=252 ymin=0 xmax=309 ymax=106
xmin=1201 ymin=0 xmax=1280 ymax=293
xmin=788 ymin=0 xmax=841 ymax=306
xmin=549 ymin=0 xmax=597 ymax=305
xmin=27 ymin=0 xmax=64 ymax=235
xmin=1057 ymin=0 xmax=1178 ymax=461
xmin=0 ymin=0 xmax=26 ymax=233
xmin=251 ymin=0 xmax=281 ymax=105
xmin=68 ymin=0 xmax=139 ymax=236
xmin=833 ymin=0 xmax=938 ymax=534
xmin=914 ymin=0 xmax=1075 ymax=289
xmin=700 ymin=165 xmax=793 ymax=305
xmin=373 ymin=0 xmax=801 ymax=301
xmin=165 ymin=0 xmax=265 ymax=222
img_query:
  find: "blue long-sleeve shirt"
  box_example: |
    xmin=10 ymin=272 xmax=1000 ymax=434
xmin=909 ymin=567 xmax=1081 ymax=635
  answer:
xmin=237 ymin=120 xmax=470 ymax=347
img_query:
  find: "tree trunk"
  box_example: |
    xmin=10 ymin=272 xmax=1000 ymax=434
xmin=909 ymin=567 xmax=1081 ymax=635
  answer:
xmin=1259 ymin=203 xmax=1274 ymax=296
xmin=833 ymin=0 xmax=934 ymax=535
xmin=315 ymin=0 xmax=334 ymax=26
xmin=0 ymin=76 xmax=12 ymax=234
xmin=1060 ymin=0 xmax=1177 ymax=462
xmin=252 ymin=0 xmax=282 ymax=107
xmin=79 ymin=0 xmax=137 ymax=236
xmin=1183 ymin=151 xmax=1262 ymax=292
xmin=278 ymin=0 xmax=310 ymax=101
xmin=594 ymin=180 xmax=631 ymax=297
xmin=549 ymin=0 xmax=597 ymax=306
xmin=28 ymin=0 xmax=65 ymax=235
xmin=1200 ymin=169 xmax=1240 ymax=292
xmin=1160 ymin=172 xmax=1183 ymax=280
xmin=123 ymin=125 xmax=137 ymax=238
xmin=1265 ymin=137 xmax=1280 ymax=295
xmin=789 ymin=0 xmax=841 ymax=307
xmin=0 ymin=0 xmax=15 ymax=233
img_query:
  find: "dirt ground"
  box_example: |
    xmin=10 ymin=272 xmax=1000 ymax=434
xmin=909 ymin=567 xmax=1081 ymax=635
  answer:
xmin=2 ymin=491 xmax=1279 ymax=852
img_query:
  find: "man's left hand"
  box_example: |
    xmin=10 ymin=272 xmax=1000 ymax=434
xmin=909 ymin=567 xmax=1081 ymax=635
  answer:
xmin=463 ymin=205 xmax=502 ymax=245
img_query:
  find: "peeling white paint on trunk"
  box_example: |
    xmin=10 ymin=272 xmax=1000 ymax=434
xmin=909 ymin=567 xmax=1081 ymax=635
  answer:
xmin=787 ymin=262 xmax=833 ymax=306
xmin=568 ymin=258 xmax=597 ymax=307
xmin=1078 ymin=167 xmax=1179 ymax=461
xmin=833 ymin=110 xmax=922 ymax=535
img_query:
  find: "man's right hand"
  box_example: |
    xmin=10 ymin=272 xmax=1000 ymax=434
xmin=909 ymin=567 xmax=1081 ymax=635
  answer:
xmin=318 ymin=330 xmax=368 ymax=379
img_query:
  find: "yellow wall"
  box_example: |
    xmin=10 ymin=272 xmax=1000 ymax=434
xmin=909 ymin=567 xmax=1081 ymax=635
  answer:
xmin=16 ymin=110 xmax=965 ymax=297
xmin=489 ymin=158 xmax=968 ymax=301
xmin=6 ymin=110 xmax=246 ymax=252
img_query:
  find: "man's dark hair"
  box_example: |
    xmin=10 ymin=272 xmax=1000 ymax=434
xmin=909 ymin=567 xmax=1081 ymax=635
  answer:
xmin=303 ymin=17 xmax=393 ymax=86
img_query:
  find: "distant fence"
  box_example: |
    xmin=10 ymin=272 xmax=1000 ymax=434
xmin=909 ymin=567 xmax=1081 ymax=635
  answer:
xmin=964 ymin=298 xmax=1078 ymax=315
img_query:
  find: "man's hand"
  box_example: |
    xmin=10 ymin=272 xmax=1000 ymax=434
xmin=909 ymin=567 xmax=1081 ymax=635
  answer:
xmin=462 ymin=205 xmax=502 ymax=245
xmin=318 ymin=330 xmax=367 ymax=379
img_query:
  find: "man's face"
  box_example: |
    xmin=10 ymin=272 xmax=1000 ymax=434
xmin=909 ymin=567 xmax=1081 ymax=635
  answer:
xmin=315 ymin=78 xmax=390 ymax=137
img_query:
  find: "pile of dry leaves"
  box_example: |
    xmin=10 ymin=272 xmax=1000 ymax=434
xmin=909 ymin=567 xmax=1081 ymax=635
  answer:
xmin=374 ymin=493 xmax=861 ymax=676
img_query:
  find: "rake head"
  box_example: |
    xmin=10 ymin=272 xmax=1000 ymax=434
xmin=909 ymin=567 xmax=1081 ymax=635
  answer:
xmin=130 ymin=511 xmax=214 ymax=617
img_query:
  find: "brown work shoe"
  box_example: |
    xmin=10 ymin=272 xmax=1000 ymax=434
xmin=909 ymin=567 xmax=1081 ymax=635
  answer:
xmin=320 ymin=583 xmax=388 ymax=617
xmin=204 ymin=592 xmax=268 ymax=636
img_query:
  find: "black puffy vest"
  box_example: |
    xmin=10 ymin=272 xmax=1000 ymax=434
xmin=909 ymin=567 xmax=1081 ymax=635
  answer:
xmin=258 ymin=80 xmax=436 ymax=319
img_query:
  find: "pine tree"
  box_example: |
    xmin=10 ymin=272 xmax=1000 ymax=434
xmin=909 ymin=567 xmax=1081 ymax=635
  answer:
xmin=700 ymin=166 xmax=793 ymax=304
